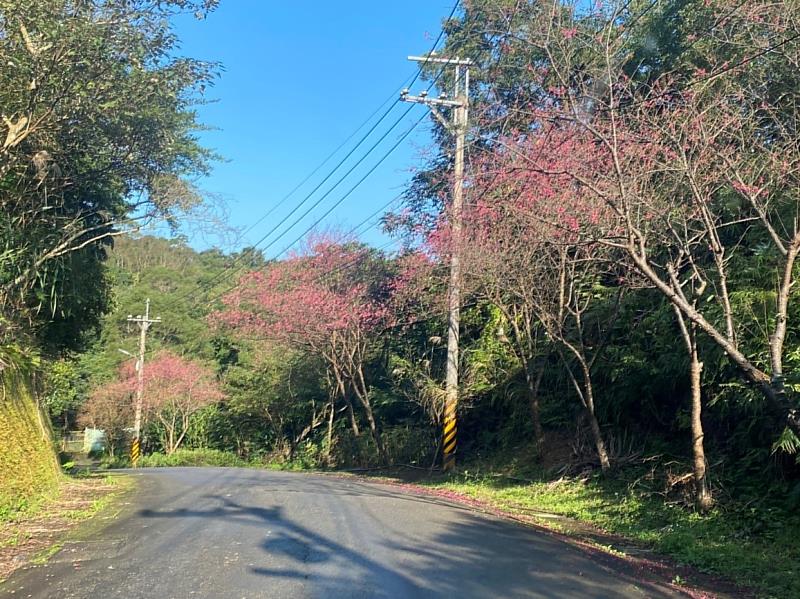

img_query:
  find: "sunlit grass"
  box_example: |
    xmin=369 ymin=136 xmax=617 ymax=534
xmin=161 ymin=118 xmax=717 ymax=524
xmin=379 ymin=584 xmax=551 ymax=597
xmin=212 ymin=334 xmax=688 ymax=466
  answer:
xmin=418 ymin=468 xmax=799 ymax=599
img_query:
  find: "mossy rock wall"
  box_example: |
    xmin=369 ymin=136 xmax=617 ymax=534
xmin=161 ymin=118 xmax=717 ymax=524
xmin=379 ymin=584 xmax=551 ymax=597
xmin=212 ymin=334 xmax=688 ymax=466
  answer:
xmin=0 ymin=371 xmax=60 ymax=517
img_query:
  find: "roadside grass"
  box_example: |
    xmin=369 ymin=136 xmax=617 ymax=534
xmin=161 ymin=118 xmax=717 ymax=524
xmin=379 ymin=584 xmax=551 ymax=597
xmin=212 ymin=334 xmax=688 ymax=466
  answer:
xmin=138 ymin=448 xmax=253 ymax=468
xmin=0 ymin=473 xmax=128 ymax=548
xmin=135 ymin=448 xmax=309 ymax=470
xmin=61 ymin=477 xmax=129 ymax=522
xmin=411 ymin=465 xmax=798 ymax=599
xmin=0 ymin=487 xmax=61 ymax=528
xmin=0 ymin=473 xmax=132 ymax=582
xmin=30 ymin=542 xmax=63 ymax=566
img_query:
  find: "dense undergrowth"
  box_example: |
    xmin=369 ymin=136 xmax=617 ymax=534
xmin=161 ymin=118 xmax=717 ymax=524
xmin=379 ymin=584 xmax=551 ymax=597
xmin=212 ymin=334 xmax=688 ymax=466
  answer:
xmin=138 ymin=448 xmax=253 ymax=469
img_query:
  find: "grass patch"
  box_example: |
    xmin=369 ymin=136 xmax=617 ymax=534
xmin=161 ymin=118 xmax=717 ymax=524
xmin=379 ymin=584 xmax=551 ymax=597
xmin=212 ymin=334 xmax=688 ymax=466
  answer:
xmin=30 ymin=542 xmax=62 ymax=565
xmin=139 ymin=448 xmax=253 ymax=468
xmin=0 ymin=488 xmax=60 ymax=527
xmin=0 ymin=473 xmax=133 ymax=581
xmin=412 ymin=463 xmax=798 ymax=599
xmin=134 ymin=448 xmax=310 ymax=470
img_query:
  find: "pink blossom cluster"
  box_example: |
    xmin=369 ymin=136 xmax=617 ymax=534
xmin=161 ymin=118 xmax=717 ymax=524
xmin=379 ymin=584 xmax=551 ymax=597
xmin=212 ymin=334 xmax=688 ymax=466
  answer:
xmin=214 ymin=236 xmax=400 ymax=348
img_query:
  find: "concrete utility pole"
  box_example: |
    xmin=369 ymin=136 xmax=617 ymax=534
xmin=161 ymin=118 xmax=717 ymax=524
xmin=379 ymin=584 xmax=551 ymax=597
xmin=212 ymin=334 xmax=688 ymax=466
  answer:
xmin=401 ymin=54 xmax=470 ymax=471
xmin=127 ymin=299 xmax=161 ymax=466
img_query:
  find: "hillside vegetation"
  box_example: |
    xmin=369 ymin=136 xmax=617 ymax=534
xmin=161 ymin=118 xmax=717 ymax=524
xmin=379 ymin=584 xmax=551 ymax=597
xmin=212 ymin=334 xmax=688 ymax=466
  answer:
xmin=0 ymin=370 xmax=60 ymax=519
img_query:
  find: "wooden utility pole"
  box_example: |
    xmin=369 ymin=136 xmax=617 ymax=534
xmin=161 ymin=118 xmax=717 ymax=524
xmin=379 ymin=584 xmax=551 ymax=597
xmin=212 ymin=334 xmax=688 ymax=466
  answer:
xmin=127 ymin=299 xmax=161 ymax=466
xmin=401 ymin=54 xmax=470 ymax=471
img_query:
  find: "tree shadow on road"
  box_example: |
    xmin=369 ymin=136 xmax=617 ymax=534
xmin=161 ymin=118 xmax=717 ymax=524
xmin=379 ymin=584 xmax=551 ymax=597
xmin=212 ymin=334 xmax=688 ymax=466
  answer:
xmin=138 ymin=475 xmax=683 ymax=598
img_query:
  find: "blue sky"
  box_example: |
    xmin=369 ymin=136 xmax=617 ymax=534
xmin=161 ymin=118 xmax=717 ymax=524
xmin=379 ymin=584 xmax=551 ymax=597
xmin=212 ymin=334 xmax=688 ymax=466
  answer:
xmin=170 ymin=1 xmax=456 ymax=255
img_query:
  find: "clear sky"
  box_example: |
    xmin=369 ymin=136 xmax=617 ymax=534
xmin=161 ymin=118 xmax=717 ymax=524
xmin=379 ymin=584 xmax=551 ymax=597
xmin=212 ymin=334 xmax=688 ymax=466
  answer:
xmin=170 ymin=1 xmax=456 ymax=255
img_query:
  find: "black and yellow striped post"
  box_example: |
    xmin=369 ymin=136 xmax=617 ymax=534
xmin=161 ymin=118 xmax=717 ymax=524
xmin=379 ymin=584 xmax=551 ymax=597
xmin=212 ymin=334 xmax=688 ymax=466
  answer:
xmin=443 ymin=399 xmax=457 ymax=471
xmin=130 ymin=437 xmax=141 ymax=467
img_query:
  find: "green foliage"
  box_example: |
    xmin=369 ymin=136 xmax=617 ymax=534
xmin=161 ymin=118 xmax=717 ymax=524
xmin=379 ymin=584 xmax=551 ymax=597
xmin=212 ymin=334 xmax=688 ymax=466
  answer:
xmin=41 ymin=359 xmax=84 ymax=431
xmin=0 ymin=341 xmax=40 ymax=375
xmin=0 ymin=368 xmax=61 ymax=520
xmin=139 ymin=448 xmax=251 ymax=468
xmin=0 ymin=0 xmax=219 ymax=349
xmin=78 ymin=235 xmax=237 ymax=390
xmin=773 ymin=428 xmax=800 ymax=461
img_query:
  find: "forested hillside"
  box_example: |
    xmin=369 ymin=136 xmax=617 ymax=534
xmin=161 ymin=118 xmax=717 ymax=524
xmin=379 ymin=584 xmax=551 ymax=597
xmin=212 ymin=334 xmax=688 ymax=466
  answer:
xmin=4 ymin=0 xmax=800 ymax=596
xmin=72 ymin=207 xmax=800 ymax=503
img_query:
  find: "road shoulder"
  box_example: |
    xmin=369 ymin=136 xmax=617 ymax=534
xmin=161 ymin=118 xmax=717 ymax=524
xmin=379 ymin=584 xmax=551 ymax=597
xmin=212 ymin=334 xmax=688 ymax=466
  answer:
xmin=331 ymin=470 xmax=753 ymax=599
xmin=0 ymin=473 xmax=133 ymax=584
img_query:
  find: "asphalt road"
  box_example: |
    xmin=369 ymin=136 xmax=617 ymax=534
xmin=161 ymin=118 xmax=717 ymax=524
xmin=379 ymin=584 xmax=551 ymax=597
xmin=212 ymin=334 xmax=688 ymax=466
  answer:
xmin=0 ymin=468 xmax=684 ymax=598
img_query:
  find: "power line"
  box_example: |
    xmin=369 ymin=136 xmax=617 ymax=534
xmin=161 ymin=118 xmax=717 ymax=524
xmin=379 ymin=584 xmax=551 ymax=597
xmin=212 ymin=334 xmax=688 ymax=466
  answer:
xmin=172 ymin=100 xmax=408 ymax=303
xmin=250 ymin=107 xmax=419 ymax=258
xmin=185 ymin=105 xmax=419 ymax=309
xmin=274 ymin=113 xmax=428 ymax=260
xmin=224 ymin=72 xmax=417 ymax=251
xmin=166 ymin=1 xmax=463 ymax=308
xmin=200 ymin=111 xmax=428 ymax=308
xmin=170 ymin=17 xmax=468 ymax=309
xmin=205 ymin=0 xmax=460 ymax=261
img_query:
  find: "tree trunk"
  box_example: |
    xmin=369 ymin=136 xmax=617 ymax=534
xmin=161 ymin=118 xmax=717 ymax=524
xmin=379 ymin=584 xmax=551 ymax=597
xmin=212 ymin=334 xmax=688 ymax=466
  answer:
xmin=352 ymin=366 xmax=386 ymax=461
xmin=332 ymin=366 xmax=359 ymax=437
xmin=344 ymin=396 xmax=359 ymax=437
xmin=673 ymin=304 xmax=713 ymax=510
xmin=361 ymin=400 xmax=385 ymax=461
xmin=690 ymin=348 xmax=712 ymax=511
xmin=580 ymin=362 xmax=610 ymax=472
xmin=559 ymin=343 xmax=610 ymax=472
xmin=523 ymin=360 xmax=545 ymax=451
xmin=325 ymin=399 xmax=335 ymax=467
xmin=159 ymin=413 xmax=176 ymax=455
xmin=769 ymin=241 xmax=800 ymax=400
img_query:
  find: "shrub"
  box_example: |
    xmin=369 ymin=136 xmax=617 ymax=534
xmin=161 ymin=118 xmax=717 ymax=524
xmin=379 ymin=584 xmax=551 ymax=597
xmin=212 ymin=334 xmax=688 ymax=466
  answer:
xmin=138 ymin=448 xmax=251 ymax=468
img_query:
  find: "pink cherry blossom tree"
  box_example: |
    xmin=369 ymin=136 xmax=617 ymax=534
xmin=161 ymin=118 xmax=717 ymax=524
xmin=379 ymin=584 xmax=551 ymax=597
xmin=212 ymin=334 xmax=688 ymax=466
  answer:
xmin=463 ymin=0 xmax=800 ymax=506
xmin=84 ymin=352 xmax=224 ymax=456
xmin=438 ymin=127 xmax=622 ymax=470
xmin=141 ymin=352 xmax=225 ymax=455
xmin=79 ymin=380 xmax=134 ymax=457
xmin=215 ymin=234 xmax=395 ymax=460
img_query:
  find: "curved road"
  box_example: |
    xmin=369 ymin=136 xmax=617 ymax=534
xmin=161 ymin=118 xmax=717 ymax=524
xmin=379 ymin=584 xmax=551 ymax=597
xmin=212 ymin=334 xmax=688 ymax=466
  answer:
xmin=1 ymin=468 xmax=683 ymax=598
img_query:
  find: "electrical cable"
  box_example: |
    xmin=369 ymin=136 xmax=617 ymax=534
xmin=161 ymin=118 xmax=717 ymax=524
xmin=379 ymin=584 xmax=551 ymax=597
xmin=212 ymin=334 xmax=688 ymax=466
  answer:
xmin=165 ymin=1 xmax=462 ymax=307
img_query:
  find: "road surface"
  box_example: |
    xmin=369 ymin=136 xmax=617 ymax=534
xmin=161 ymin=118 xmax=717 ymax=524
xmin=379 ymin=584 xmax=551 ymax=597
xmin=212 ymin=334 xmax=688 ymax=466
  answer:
xmin=0 ymin=468 xmax=684 ymax=598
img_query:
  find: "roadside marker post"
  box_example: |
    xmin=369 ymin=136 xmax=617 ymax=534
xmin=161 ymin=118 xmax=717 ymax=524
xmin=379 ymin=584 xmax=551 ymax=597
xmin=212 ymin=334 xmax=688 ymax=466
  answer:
xmin=130 ymin=437 xmax=141 ymax=466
